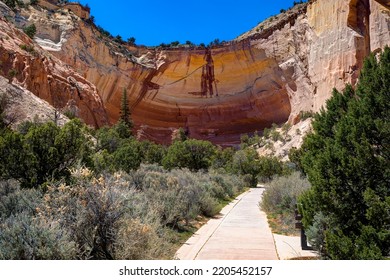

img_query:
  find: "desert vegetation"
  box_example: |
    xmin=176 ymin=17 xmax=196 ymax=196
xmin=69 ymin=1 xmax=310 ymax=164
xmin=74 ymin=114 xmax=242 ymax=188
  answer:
xmin=259 ymin=47 xmax=390 ymax=260
xmin=261 ymin=172 xmax=310 ymax=235
xmin=0 ymin=166 xmax=245 ymax=260
xmin=268 ymin=47 xmax=390 ymax=260
xmin=0 ymin=86 xmax=291 ymax=260
xmin=297 ymin=47 xmax=390 ymax=260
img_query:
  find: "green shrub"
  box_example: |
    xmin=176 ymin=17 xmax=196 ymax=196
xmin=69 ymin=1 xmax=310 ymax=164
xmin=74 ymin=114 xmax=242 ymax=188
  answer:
xmin=0 ymin=159 xmax=245 ymax=260
xmin=262 ymin=127 xmax=271 ymax=139
xmin=4 ymin=0 xmax=16 ymax=9
xmin=112 ymin=139 xmax=142 ymax=172
xmin=138 ymin=140 xmax=166 ymax=165
xmin=8 ymin=69 xmax=18 ymax=79
xmin=257 ymin=156 xmax=287 ymax=182
xmin=299 ymin=47 xmax=390 ymax=259
xmin=95 ymin=126 xmax=122 ymax=153
xmin=0 ymin=180 xmax=41 ymax=219
xmin=163 ymin=139 xmax=216 ymax=171
xmin=198 ymin=192 xmax=220 ymax=217
xmin=305 ymin=212 xmax=330 ymax=257
xmin=19 ymin=44 xmax=34 ymax=53
xmin=0 ymin=130 xmax=36 ymax=187
xmin=299 ymin=110 xmax=314 ymax=120
xmin=231 ymin=148 xmax=260 ymax=187
xmin=211 ymin=147 xmax=235 ymax=171
xmin=261 ymin=172 xmax=310 ymax=213
xmin=0 ymin=212 xmax=77 ymax=260
xmin=261 ymin=172 xmax=310 ymax=235
xmin=1 ymin=120 xmax=92 ymax=188
xmin=23 ymin=24 xmax=36 ymax=39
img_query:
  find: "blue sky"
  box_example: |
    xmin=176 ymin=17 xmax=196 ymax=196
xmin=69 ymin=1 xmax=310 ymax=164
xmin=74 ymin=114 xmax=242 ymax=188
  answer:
xmin=78 ymin=0 xmax=305 ymax=46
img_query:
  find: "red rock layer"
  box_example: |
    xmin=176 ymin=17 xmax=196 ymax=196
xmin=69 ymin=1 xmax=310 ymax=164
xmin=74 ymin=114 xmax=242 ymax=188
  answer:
xmin=0 ymin=18 xmax=108 ymax=127
xmin=52 ymin=23 xmax=291 ymax=146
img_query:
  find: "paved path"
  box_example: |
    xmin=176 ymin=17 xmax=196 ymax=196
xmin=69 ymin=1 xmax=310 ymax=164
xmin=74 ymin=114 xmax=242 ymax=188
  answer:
xmin=273 ymin=234 xmax=317 ymax=260
xmin=176 ymin=188 xmax=278 ymax=260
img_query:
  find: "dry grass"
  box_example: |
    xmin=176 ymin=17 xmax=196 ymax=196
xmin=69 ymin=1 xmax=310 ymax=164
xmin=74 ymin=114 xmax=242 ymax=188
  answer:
xmin=261 ymin=172 xmax=310 ymax=236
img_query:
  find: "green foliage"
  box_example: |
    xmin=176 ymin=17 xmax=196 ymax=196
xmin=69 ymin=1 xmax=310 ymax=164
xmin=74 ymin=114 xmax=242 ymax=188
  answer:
xmin=240 ymin=133 xmax=250 ymax=149
xmin=211 ymin=147 xmax=235 ymax=171
xmin=0 ymin=130 xmax=36 ymax=187
xmin=95 ymin=126 xmax=122 ymax=153
xmin=163 ymin=139 xmax=216 ymax=171
xmin=0 ymin=180 xmax=76 ymax=260
xmin=257 ymin=156 xmax=288 ymax=182
xmin=24 ymin=120 xmax=85 ymax=187
xmin=0 ymin=212 xmax=77 ymax=260
xmin=231 ymin=148 xmax=259 ymax=187
xmin=288 ymin=147 xmax=304 ymax=172
xmin=270 ymin=129 xmax=282 ymax=142
xmin=131 ymin=166 xmax=245 ymax=225
xmin=19 ymin=44 xmax=34 ymax=53
xmin=0 ymin=180 xmax=41 ymax=220
xmin=231 ymin=146 xmax=287 ymax=187
xmin=138 ymin=140 xmax=166 ymax=165
xmin=119 ymin=88 xmax=133 ymax=134
xmin=112 ymin=139 xmax=142 ymax=172
xmin=298 ymin=47 xmax=390 ymax=259
xmin=262 ymin=127 xmax=271 ymax=139
xmin=94 ymin=124 xmax=166 ymax=173
xmin=0 ymin=120 xmax=91 ymax=188
xmin=96 ymin=25 xmax=112 ymax=38
xmin=114 ymin=35 xmax=124 ymax=44
xmin=0 ymin=94 xmax=9 ymax=130
xmin=261 ymin=172 xmax=310 ymax=235
xmin=114 ymin=119 xmax=132 ymax=139
xmin=23 ymin=24 xmax=37 ymax=39
xmin=172 ymin=127 xmax=188 ymax=142
xmin=127 ymin=37 xmax=136 ymax=45
xmin=262 ymin=172 xmax=310 ymax=213
xmin=0 ymin=165 xmax=245 ymax=259
xmin=299 ymin=110 xmax=314 ymax=120
xmin=305 ymin=212 xmax=330 ymax=256
xmin=4 ymin=0 xmax=16 ymax=9
xmin=8 ymin=69 xmax=18 ymax=79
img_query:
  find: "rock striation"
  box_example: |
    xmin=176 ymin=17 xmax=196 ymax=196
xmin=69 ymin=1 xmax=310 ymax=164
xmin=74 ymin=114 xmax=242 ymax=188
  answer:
xmin=1 ymin=0 xmax=389 ymax=146
xmin=0 ymin=7 xmax=108 ymax=127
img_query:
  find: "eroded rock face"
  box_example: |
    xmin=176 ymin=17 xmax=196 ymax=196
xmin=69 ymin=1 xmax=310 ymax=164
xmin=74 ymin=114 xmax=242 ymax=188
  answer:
xmin=306 ymin=0 xmax=371 ymax=111
xmin=39 ymin=0 xmax=388 ymax=145
xmin=48 ymin=18 xmax=292 ymax=146
xmin=127 ymin=46 xmax=292 ymax=146
xmin=0 ymin=16 xmax=108 ymax=127
xmin=0 ymin=75 xmax=69 ymax=128
xmin=3 ymin=0 xmax=389 ymax=146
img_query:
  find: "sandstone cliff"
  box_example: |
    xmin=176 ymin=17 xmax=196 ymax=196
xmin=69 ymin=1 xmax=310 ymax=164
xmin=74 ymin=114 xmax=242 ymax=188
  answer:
xmin=0 ymin=3 xmax=108 ymax=127
xmin=0 ymin=75 xmax=69 ymax=128
xmin=1 ymin=0 xmax=389 ymax=146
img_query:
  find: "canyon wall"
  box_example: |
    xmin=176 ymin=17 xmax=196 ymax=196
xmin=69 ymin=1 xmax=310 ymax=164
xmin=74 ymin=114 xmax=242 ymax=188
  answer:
xmin=0 ymin=5 xmax=108 ymax=127
xmin=1 ymin=0 xmax=389 ymax=146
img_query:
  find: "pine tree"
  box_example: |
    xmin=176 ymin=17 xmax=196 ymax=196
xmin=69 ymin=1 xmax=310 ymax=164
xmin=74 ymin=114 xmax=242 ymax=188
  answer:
xmin=298 ymin=47 xmax=390 ymax=259
xmin=118 ymin=88 xmax=133 ymax=138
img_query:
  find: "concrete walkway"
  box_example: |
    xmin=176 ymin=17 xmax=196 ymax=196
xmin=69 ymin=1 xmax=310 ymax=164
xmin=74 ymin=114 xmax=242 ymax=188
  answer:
xmin=176 ymin=188 xmax=279 ymax=260
xmin=274 ymin=234 xmax=317 ymax=260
